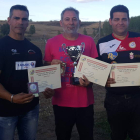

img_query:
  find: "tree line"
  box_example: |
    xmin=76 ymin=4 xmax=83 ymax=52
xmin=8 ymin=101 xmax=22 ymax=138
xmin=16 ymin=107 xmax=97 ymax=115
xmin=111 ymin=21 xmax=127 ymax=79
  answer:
xmin=100 ymin=15 xmax=140 ymax=37
xmin=1 ymin=16 xmax=140 ymax=39
xmin=82 ymin=15 xmax=140 ymax=39
xmin=0 ymin=24 xmax=35 ymax=38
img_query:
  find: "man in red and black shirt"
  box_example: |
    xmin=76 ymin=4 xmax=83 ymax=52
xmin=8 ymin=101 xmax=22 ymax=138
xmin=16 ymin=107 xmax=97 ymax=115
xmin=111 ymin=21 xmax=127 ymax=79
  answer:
xmin=96 ymin=5 xmax=140 ymax=140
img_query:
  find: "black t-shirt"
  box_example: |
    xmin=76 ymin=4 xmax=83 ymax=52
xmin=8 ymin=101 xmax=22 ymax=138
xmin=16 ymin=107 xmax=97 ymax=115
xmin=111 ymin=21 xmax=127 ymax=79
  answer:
xmin=0 ymin=36 xmax=43 ymax=116
xmin=96 ymin=31 xmax=140 ymax=95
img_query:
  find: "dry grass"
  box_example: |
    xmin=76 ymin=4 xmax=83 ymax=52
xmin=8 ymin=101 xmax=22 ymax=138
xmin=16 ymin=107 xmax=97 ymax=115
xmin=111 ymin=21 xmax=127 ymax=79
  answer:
xmin=0 ymin=20 xmax=103 ymax=38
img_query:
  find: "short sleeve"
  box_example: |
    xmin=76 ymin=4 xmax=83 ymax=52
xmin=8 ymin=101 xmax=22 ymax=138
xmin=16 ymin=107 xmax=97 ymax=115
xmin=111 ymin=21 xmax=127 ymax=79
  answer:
xmin=96 ymin=40 xmax=102 ymax=60
xmin=43 ymin=39 xmax=53 ymax=62
xmin=90 ymin=38 xmax=98 ymax=59
xmin=36 ymin=49 xmax=43 ymax=67
xmin=0 ymin=45 xmax=5 ymax=70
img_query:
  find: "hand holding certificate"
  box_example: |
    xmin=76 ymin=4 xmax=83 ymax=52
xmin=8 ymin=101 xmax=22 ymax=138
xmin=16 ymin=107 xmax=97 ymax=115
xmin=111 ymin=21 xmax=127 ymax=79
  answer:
xmin=74 ymin=55 xmax=112 ymax=86
xmin=28 ymin=65 xmax=61 ymax=96
xmin=110 ymin=63 xmax=140 ymax=87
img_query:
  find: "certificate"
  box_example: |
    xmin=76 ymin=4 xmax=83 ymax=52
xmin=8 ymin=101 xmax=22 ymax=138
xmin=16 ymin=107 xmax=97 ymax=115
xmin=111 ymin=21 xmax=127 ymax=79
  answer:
xmin=74 ymin=55 xmax=112 ymax=86
xmin=110 ymin=63 xmax=140 ymax=87
xmin=28 ymin=65 xmax=61 ymax=92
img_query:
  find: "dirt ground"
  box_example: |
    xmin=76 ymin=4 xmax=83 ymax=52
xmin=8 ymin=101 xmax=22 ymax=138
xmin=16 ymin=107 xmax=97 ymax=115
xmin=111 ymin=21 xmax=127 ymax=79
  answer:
xmin=35 ymin=84 xmax=110 ymax=140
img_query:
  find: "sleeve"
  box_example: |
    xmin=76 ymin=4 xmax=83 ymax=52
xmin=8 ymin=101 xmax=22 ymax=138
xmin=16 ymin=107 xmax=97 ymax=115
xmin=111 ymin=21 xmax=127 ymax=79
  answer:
xmin=43 ymin=39 xmax=53 ymax=62
xmin=96 ymin=40 xmax=102 ymax=60
xmin=36 ymin=49 xmax=43 ymax=67
xmin=0 ymin=45 xmax=5 ymax=71
xmin=90 ymin=38 xmax=98 ymax=59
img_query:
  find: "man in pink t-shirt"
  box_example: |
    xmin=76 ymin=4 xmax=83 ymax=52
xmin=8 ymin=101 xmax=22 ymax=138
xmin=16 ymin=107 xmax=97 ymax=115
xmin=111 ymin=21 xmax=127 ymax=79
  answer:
xmin=44 ymin=7 xmax=98 ymax=140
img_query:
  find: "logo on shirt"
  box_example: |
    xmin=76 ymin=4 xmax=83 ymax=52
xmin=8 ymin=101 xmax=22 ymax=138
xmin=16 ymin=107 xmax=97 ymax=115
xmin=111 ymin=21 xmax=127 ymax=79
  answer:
xmin=11 ymin=49 xmax=20 ymax=55
xmin=28 ymin=50 xmax=36 ymax=54
xmin=15 ymin=61 xmax=36 ymax=70
xmin=129 ymin=52 xmax=134 ymax=59
xmin=129 ymin=42 xmax=136 ymax=48
xmin=117 ymin=45 xmax=126 ymax=51
xmin=108 ymin=52 xmax=118 ymax=60
xmin=109 ymin=44 xmax=115 ymax=48
xmin=31 ymin=62 xmax=35 ymax=66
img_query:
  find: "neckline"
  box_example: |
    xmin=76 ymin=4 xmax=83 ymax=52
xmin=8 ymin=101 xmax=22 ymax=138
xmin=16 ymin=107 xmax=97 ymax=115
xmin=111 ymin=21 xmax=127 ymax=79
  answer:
xmin=61 ymin=33 xmax=80 ymax=41
xmin=112 ymin=32 xmax=129 ymax=41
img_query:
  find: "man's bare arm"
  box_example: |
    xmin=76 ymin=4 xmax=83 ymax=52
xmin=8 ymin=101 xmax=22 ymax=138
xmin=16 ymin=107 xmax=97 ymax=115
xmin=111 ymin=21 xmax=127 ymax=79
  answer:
xmin=0 ymin=70 xmax=12 ymax=101
xmin=0 ymin=70 xmax=34 ymax=104
xmin=44 ymin=61 xmax=51 ymax=66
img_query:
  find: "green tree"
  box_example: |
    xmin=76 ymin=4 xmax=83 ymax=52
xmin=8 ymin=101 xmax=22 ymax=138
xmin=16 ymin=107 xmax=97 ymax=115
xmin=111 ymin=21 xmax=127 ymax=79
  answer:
xmin=29 ymin=25 xmax=35 ymax=34
xmin=92 ymin=28 xmax=96 ymax=37
xmin=102 ymin=20 xmax=112 ymax=36
xmin=1 ymin=23 xmax=10 ymax=36
xmin=83 ymin=28 xmax=87 ymax=35
xmin=129 ymin=16 xmax=140 ymax=33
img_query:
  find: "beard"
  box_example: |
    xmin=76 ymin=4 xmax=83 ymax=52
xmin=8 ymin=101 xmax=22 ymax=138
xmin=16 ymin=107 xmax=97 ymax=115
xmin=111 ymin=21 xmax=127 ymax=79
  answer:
xmin=62 ymin=26 xmax=79 ymax=34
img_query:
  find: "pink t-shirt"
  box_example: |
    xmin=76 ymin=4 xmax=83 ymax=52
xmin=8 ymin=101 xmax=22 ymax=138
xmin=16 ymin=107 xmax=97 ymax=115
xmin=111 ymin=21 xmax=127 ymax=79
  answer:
xmin=44 ymin=34 xmax=98 ymax=107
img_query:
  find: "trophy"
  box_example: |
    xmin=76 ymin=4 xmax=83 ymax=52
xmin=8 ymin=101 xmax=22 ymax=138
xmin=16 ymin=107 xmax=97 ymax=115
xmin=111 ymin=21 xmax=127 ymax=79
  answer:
xmin=62 ymin=42 xmax=85 ymax=85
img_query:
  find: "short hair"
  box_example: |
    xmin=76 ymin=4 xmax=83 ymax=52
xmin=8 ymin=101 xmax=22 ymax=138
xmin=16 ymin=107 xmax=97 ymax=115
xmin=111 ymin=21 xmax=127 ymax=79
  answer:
xmin=110 ymin=5 xmax=129 ymax=19
xmin=9 ymin=5 xmax=29 ymax=18
xmin=61 ymin=7 xmax=79 ymax=20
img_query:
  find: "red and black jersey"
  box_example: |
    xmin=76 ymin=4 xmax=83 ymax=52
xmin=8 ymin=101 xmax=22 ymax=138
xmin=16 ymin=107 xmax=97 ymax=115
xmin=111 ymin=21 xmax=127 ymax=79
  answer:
xmin=96 ymin=31 xmax=140 ymax=94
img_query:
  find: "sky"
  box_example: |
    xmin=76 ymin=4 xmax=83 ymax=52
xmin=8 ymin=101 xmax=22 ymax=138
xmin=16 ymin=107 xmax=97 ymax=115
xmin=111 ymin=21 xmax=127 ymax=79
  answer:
xmin=0 ymin=0 xmax=140 ymax=22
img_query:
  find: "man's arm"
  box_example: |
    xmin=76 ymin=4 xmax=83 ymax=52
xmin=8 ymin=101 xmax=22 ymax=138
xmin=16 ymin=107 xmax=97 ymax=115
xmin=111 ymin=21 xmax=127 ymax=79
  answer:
xmin=105 ymin=78 xmax=116 ymax=87
xmin=79 ymin=75 xmax=92 ymax=87
xmin=0 ymin=70 xmax=11 ymax=102
xmin=0 ymin=70 xmax=34 ymax=104
xmin=43 ymin=88 xmax=55 ymax=99
xmin=44 ymin=61 xmax=51 ymax=66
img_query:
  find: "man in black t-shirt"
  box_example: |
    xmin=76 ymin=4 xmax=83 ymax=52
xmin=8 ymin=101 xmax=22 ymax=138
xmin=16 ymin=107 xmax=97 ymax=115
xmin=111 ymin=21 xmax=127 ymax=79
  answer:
xmin=96 ymin=5 xmax=140 ymax=140
xmin=0 ymin=5 xmax=45 ymax=140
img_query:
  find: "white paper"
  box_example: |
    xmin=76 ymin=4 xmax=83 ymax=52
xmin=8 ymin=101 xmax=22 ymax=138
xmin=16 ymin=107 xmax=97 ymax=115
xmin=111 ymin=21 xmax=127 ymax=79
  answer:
xmin=110 ymin=63 xmax=140 ymax=87
xmin=28 ymin=65 xmax=61 ymax=92
xmin=74 ymin=55 xmax=112 ymax=86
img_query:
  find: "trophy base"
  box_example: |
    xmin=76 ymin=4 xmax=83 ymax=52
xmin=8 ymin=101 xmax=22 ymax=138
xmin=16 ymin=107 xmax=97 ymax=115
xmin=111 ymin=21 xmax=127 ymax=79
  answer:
xmin=71 ymin=77 xmax=80 ymax=85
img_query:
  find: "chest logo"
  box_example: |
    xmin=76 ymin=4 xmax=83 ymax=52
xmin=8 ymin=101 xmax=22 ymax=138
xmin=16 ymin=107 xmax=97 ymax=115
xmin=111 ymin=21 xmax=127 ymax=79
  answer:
xmin=109 ymin=44 xmax=115 ymax=48
xmin=11 ymin=49 xmax=20 ymax=55
xmin=129 ymin=52 xmax=134 ymax=59
xmin=108 ymin=52 xmax=118 ymax=60
xmin=28 ymin=50 xmax=36 ymax=54
xmin=117 ymin=45 xmax=126 ymax=51
xmin=129 ymin=42 xmax=136 ymax=48
xmin=15 ymin=61 xmax=36 ymax=70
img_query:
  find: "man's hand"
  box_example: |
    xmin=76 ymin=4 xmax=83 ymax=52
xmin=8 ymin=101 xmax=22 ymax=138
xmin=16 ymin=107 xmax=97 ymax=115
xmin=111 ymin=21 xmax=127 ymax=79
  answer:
xmin=79 ymin=75 xmax=90 ymax=87
xmin=13 ymin=93 xmax=34 ymax=104
xmin=51 ymin=59 xmax=62 ymax=65
xmin=43 ymin=88 xmax=55 ymax=99
xmin=105 ymin=78 xmax=116 ymax=87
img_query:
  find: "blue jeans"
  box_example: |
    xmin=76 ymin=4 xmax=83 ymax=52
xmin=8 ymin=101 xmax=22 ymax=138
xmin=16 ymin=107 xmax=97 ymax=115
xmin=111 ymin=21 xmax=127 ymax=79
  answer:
xmin=0 ymin=104 xmax=39 ymax=140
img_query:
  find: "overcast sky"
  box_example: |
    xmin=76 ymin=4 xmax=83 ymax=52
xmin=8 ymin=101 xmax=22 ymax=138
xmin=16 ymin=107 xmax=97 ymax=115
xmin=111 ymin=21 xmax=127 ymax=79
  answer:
xmin=0 ymin=0 xmax=139 ymax=21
